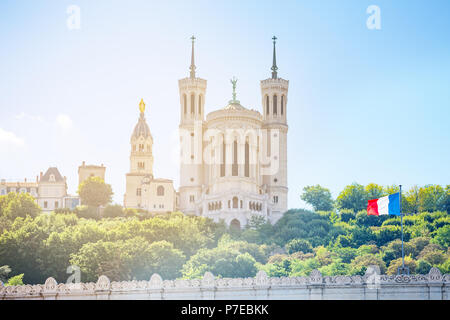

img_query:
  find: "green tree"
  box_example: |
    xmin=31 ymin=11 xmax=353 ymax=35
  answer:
xmin=365 ymin=183 xmax=385 ymax=200
xmin=387 ymin=256 xmax=416 ymax=275
xmin=77 ymin=177 xmax=113 ymax=208
xmin=432 ymin=225 xmax=450 ymax=248
xmin=419 ymin=185 xmax=446 ymax=212
xmin=1 ymin=193 xmax=40 ymax=220
xmin=416 ymin=259 xmax=432 ymax=274
xmin=300 ymin=185 xmax=334 ymax=211
xmin=102 ymin=204 xmax=124 ymax=218
xmin=444 ymin=185 xmax=450 ymax=213
xmin=350 ymin=254 xmax=387 ymax=275
xmin=0 ymin=265 xmax=12 ymax=283
xmin=182 ymin=247 xmax=258 ymax=279
xmin=285 ymin=239 xmax=313 ymax=254
xmin=336 ymin=183 xmax=368 ymax=212
xmin=403 ymin=186 xmax=420 ymax=214
xmin=5 ymin=273 xmax=24 ymax=286
xmin=384 ymin=185 xmax=400 ymax=195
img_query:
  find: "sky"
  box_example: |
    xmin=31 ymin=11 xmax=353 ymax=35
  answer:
xmin=0 ymin=0 xmax=449 ymax=209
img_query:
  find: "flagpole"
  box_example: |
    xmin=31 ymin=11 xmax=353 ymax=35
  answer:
xmin=400 ymin=184 xmax=405 ymax=271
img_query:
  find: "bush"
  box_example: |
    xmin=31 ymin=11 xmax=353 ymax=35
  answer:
xmin=102 ymin=205 xmax=124 ymax=218
xmin=386 ymin=257 xmax=417 ymax=275
xmin=285 ymin=239 xmax=313 ymax=254
xmin=350 ymin=254 xmax=387 ymax=275
xmin=416 ymin=260 xmax=432 ymax=274
xmin=74 ymin=206 xmax=99 ymax=219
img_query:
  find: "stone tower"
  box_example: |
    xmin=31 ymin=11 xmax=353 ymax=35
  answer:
xmin=178 ymin=36 xmax=207 ymax=214
xmin=261 ymin=36 xmax=289 ymax=218
xmin=124 ymin=99 xmax=154 ymax=208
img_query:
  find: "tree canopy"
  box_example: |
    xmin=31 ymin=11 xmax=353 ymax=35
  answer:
xmin=77 ymin=177 xmax=113 ymax=208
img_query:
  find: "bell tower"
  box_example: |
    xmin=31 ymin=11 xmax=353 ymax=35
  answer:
xmin=124 ymin=99 xmax=154 ymax=209
xmin=179 ymin=36 xmax=207 ymax=214
xmin=261 ymin=36 xmax=289 ymax=217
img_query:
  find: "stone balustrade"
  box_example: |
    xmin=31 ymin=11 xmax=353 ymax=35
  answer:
xmin=1 ymin=267 xmax=448 ymax=300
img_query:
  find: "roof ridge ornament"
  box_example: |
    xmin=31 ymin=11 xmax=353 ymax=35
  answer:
xmin=229 ymin=76 xmax=240 ymax=104
xmin=190 ymin=35 xmax=196 ymax=78
xmin=271 ymin=36 xmax=278 ymax=79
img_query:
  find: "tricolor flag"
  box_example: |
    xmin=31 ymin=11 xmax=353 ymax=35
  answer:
xmin=367 ymin=193 xmax=401 ymax=216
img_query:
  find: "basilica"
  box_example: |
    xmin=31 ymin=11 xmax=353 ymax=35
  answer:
xmin=124 ymin=37 xmax=289 ymax=228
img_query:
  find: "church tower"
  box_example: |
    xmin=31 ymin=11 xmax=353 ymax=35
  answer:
xmin=261 ymin=36 xmax=289 ymax=217
xmin=178 ymin=36 xmax=207 ymax=214
xmin=124 ymin=99 xmax=154 ymax=208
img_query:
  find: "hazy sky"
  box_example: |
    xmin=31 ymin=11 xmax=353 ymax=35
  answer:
xmin=1 ymin=0 xmax=449 ymax=209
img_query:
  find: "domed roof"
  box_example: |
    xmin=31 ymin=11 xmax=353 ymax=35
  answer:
xmin=223 ymin=101 xmax=246 ymax=111
xmin=131 ymin=99 xmax=152 ymax=140
xmin=132 ymin=113 xmax=152 ymax=139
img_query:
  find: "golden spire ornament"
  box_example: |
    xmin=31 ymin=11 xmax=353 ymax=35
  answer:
xmin=139 ymin=98 xmax=146 ymax=113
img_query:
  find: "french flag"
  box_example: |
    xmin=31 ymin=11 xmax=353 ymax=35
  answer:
xmin=367 ymin=193 xmax=401 ymax=216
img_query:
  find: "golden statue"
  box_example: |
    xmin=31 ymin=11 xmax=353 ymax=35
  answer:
xmin=139 ymin=98 xmax=146 ymax=113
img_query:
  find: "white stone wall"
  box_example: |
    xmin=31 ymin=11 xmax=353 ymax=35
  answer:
xmin=2 ymin=268 xmax=448 ymax=300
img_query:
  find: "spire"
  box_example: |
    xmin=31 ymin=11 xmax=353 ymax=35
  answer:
xmin=190 ymin=35 xmax=196 ymax=78
xmin=271 ymin=36 xmax=278 ymax=79
xmin=228 ymin=77 xmax=240 ymax=105
xmin=139 ymin=98 xmax=146 ymax=114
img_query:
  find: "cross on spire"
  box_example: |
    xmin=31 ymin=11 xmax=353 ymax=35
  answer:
xmin=271 ymin=36 xmax=278 ymax=79
xmin=190 ymin=35 xmax=196 ymax=78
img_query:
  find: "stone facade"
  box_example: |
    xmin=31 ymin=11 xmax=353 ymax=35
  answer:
xmin=178 ymin=37 xmax=288 ymax=228
xmin=78 ymin=161 xmax=106 ymax=186
xmin=123 ymin=99 xmax=177 ymax=213
xmin=2 ymin=268 xmax=448 ymax=300
xmin=0 ymin=167 xmax=79 ymax=212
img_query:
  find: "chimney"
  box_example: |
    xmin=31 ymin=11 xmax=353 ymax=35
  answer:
xmin=36 ymin=175 xmax=39 ymax=182
xmin=40 ymin=172 xmax=43 ymax=179
xmin=24 ymin=178 xmax=27 ymax=182
xmin=82 ymin=161 xmax=85 ymax=166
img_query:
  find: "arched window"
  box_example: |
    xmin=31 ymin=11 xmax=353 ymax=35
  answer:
xmin=44 ymin=201 xmax=48 ymax=209
xmin=281 ymin=95 xmax=284 ymax=115
xmin=157 ymin=186 xmax=164 ymax=196
xmin=54 ymin=201 xmax=59 ymax=209
xmin=198 ymin=95 xmax=202 ymax=115
xmin=49 ymin=174 xmax=55 ymax=182
xmin=220 ymin=135 xmax=226 ymax=177
xmin=183 ymin=94 xmax=187 ymax=114
xmin=266 ymin=96 xmax=269 ymax=115
xmin=244 ymin=140 xmax=249 ymax=177
xmin=190 ymin=94 xmax=195 ymax=114
xmin=273 ymin=95 xmax=277 ymax=115
xmin=230 ymin=219 xmax=241 ymax=230
xmin=240 ymin=200 xmax=243 ymax=209
xmin=232 ymin=196 xmax=238 ymax=209
xmin=232 ymin=139 xmax=238 ymax=176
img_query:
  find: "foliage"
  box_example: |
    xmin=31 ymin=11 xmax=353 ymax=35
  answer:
xmin=5 ymin=273 xmax=24 ymax=286
xmin=386 ymin=256 xmax=417 ymax=275
xmin=300 ymin=185 xmax=334 ymax=211
xmin=0 ymin=193 xmax=40 ymax=220
xmin=0 ymin=182 xmax=448 ymax=284
xmin=77 ymin=177 xmax=113 ymax=208
xmin=102 ymin=204 xmax=124 ymax=218
xmin=336 ymin=183 xmax=368 ymax=212
xmin=285 ymin=239 xmax=313 ymax=254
